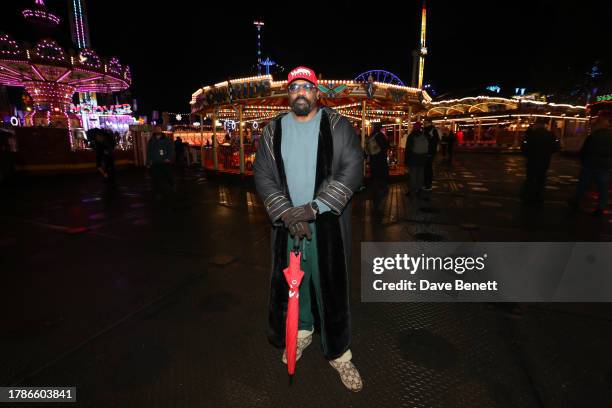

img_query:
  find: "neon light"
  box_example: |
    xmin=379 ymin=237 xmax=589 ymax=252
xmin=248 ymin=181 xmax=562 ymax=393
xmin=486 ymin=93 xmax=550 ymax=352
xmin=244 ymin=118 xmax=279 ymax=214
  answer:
xmin=68 ymin=74 xmax=103 ymax=85
xmin=72 ymin=0 xmax=83 ymax=49
xmin=77 ymin=0 xmax=87 ymax=48
xmin=56 ymin=69 xmax=73 ymax=82
xmin=430 ymin=96 xmax=586 ymax=110
xmin=22 ymin=9 xmax=61 ymax=25
xmin=0 ymin=64 xmax=25 ymax=78
xmin=418 ymin=0 xmax=427 ymax=89
xmin=253 ymin=21 xmax=265 ymax=76
xmin=30 ymin=64 xmax=47 ymax=81
xmin=32 ymin=39 xmax=67 ymax=62
xmin=0 ymin=34 xmax=23 ymax=57
xmin=430 ymin=114 xmax=588 ymax=123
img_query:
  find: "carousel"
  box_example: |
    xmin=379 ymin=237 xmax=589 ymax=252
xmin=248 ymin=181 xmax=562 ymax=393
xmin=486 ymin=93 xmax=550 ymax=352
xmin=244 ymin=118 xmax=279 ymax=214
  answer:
xmin=182 ymin=0 xmax=431 ymax=176
xmin=425 ymin=95 xmax=589 ymax=152
xmin=184 ymin=72 xmax=431 ymax=176
xmin=0 ymin=0 xmax=131 ymax=129
xmin=0 ymin=0 xmax=133 ymax=173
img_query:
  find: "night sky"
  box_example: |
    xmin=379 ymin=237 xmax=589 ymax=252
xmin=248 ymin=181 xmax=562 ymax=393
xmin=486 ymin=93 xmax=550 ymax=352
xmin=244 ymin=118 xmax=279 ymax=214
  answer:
xmin=1 ymin=0 xmax=609 ymax=115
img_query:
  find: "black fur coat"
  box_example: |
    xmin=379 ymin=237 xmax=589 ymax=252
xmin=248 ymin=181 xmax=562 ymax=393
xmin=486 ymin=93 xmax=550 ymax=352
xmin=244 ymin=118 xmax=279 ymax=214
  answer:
xmin=253 ymin=106 xmax=363 ymax=359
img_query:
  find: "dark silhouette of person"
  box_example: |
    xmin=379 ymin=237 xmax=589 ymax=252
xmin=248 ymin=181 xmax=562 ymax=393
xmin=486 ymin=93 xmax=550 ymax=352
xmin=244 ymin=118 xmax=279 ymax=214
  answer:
xmin=422 ymin=119 xmax=440 ymax=193
xmin=568 ymin=116 xmax=612 ymax=217
xmin=366 ymin=123 xmax=390 ymax=207
xmin=521 ymin=118 xmax=560 ymax=205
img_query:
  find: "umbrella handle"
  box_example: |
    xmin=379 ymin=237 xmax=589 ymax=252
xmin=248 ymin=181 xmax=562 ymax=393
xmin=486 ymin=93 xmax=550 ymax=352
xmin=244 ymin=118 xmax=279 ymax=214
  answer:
xmin=293 ymin=237 xmax=301 ymax=255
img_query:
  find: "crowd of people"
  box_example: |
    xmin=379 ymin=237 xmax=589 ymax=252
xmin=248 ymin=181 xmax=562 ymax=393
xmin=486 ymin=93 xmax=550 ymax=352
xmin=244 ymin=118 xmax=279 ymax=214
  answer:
xmin=363 ymin=115 xmax=612 ymax=218
xmin=91 ymin=128 xmax=188 ymax=203
xmin=86 ymin=109 xmax=612 ymax=220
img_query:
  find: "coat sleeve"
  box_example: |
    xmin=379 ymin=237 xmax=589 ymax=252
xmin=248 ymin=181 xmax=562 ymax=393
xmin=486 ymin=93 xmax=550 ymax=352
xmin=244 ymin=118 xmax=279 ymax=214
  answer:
xmin=252 ymin=126 xmax=293 ymax=226
xmin=315 ymin=117 xmax=363 ymax=215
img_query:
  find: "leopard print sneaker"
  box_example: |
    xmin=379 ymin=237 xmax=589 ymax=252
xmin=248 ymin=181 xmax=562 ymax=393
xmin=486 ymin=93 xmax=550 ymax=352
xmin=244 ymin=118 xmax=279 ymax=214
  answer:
xmin=282 ymin=334 xmax=312 ymax=364
xmin=329 ymin=360 xmax=363 ymax=392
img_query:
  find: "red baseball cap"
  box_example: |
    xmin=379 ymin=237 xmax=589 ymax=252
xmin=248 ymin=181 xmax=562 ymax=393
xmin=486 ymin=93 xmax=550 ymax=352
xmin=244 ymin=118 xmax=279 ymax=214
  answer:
xmin=287 ymin=66 xmax=318 ymax=87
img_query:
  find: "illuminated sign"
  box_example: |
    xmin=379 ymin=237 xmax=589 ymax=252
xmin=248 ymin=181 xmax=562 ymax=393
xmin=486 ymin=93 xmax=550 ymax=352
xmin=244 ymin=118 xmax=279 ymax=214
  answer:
xmin=198 ymin=80 xmax=272 ymax=107
xmin=223 ymin=120 xmax=236 ymax=131
xmin=10 ymin=116 xmax=19 ymax=126
xmin=596 ymin=94 xmax=612 ymax=102
xmin=70 ymin=103 xmax=133 ymax=115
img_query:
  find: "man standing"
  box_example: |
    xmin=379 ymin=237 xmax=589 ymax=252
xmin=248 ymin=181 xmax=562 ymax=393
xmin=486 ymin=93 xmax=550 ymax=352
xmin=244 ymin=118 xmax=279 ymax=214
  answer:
xmin=568 ymin=116 xmax=612 ymax=217
xmin=439 ymin=124 xmax=456 ymax=165
xmin=423 ymin=119 xmax=440 ymax=193
xmin=146 ymin=131 xmax=175 ymax=199
xmin=521 ymin=118 xmax=560 ymax=205
xmin=404 ymin=122 xmax=429 ymax=199
xmin=366 ymin=123 xmax=390 ymax=207
xmin=253 ymin=66 xmax=364 ymax=392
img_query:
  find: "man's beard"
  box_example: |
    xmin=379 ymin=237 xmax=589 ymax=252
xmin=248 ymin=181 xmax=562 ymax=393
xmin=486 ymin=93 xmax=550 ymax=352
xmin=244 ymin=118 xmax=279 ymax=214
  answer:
xmin=291 ymin=97 xmax=313 ymax=116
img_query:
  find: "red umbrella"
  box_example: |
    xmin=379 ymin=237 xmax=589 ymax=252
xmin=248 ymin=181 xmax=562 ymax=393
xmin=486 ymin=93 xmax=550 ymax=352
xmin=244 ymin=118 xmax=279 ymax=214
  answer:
xmin=283 ymin=238 xmax=305 ymax=381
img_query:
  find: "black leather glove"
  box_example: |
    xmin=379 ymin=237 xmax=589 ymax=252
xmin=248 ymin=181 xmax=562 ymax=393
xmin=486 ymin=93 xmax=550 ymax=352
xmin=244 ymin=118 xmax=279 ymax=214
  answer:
xmin=289 ymin=221 xmax=312 ymax=240
xmin=281 ymin=203 xmax=317 ymax=228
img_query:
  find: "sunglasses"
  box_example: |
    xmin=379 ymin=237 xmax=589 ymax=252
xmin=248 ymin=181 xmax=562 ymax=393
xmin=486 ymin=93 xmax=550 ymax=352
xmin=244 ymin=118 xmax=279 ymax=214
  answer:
xmin=288 ymin=83 xmax=318 ymax=93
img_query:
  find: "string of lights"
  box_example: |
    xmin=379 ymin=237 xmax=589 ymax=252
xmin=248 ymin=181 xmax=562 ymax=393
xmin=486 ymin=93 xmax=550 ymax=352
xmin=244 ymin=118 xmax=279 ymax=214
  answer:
xmin=430 ymin=95 xmax=586 ymax=110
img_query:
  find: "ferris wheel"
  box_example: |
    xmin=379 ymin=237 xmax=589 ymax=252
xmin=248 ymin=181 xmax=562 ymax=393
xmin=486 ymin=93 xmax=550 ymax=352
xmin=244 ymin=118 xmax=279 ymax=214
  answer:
xmin=354 ymin=70 xmax=405 ymax=86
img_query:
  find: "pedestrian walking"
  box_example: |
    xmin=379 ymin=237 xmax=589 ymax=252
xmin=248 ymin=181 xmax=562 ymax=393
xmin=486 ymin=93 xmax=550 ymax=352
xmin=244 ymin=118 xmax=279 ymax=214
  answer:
xmin=94 ymin=129 xmax=116 ymax=184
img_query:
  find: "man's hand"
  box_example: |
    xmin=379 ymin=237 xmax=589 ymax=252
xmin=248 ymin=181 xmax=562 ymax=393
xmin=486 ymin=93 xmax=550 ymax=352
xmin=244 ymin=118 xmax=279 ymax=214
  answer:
xmin=281 ymin=203 xmax=316 ymax=228
xmin=289 ymin=221 xmax=312 ymax=240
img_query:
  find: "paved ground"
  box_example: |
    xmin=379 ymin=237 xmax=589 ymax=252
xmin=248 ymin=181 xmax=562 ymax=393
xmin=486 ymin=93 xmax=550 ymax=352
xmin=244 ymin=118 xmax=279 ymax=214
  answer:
xmin=1 ymin=152 xmax=612 ymax=408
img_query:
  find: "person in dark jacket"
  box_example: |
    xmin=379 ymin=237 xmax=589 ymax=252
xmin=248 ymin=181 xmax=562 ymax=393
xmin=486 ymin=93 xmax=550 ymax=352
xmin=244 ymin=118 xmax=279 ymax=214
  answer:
xmin=146 ymin=131 xmax=175 ymax=199
xmin=440 ymin=130 xmax=449 ymax=158
xmin=93 ymin=129 xmax=116 ymax=184
xmin=174 ymin=136 xmax=186 ymax=168
xmin=446 ymin=129 xmax=456 ymax=164
xmin=404 ymin=122 xmax=429 ymax=198
xmin=367 ymin=123 xmax=390 ymax=206
xmin=423 ymin=119 xmax=440 ymax=192
xmin=568 ymin=116 xmax=612 ymax=217
xmin=253 ymin=66 xmax=363 ymax=392
xmin=521 ymin=118 xmax=560 ymax=205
